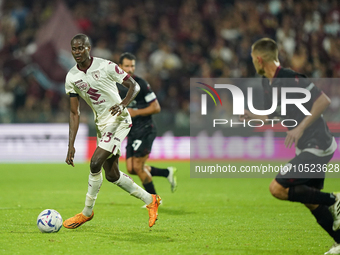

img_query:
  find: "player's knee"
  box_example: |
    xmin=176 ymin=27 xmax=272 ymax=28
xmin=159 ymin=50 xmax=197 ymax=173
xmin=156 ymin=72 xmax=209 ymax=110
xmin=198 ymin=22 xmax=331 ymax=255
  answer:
xmin=269 ymin=185 xmax=281 ymax=199
xmin=132 ymin=165 xmax=143 ymax=175
xmin=90 ymin=159 xmax=102 ymax=174
xmin=126 ymin=166 xmax=135 ymax=175
xmin=132 ymin=165 xmax=150 ymax=183
xmin=269 ymin=180 xmax=288 ymax=200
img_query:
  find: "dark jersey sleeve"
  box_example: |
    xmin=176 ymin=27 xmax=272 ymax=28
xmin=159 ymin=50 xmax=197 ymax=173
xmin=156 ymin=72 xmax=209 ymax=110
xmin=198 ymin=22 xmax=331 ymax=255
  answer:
xmin=284 ymin=74 xmax=322 ymax=103
xmin=69 ymin=93 xmax=79 ymax=97
xmin=138 ymin=78 xmax=157 ymax=103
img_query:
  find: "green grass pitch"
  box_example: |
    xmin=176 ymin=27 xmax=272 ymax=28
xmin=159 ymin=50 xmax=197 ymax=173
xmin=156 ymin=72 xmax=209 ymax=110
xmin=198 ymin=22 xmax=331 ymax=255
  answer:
xmin=0 ymin=161 xmax=338 ymax=255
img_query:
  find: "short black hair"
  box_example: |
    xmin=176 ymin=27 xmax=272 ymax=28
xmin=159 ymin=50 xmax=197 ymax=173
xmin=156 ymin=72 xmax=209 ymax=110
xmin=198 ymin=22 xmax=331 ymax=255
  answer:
xmin=119 ymin=52 xmax=136 ymax=64
xmin=252 ymin=38 xmax=278 ymax=61
xmin=71 ymin=34 xmax=91 ymax=47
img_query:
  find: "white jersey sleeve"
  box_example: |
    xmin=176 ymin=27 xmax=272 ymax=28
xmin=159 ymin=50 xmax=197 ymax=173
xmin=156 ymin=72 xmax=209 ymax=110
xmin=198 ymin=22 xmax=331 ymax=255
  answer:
xmin=65 ymin=73 xmax=77 ymax=95
xmin=106 ymin=62 xmax=130 ymax=84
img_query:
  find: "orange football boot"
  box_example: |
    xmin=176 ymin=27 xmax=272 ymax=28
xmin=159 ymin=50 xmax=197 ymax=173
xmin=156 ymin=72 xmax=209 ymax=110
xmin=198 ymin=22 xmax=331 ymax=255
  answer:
xmin=63 ymin=211 xmax=94 ymax=229
xmin=146 ymin=195 xmax=161 ymax=227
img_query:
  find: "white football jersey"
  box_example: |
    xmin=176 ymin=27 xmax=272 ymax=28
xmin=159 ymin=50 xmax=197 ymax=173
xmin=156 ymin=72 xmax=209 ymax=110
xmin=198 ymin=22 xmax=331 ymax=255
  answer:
xmin=65 ymin=57 xmax=131 ymax=130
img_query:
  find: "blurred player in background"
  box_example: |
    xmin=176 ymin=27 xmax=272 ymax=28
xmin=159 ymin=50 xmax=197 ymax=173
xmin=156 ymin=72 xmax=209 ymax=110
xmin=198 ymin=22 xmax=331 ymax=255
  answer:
xmin=240 ymin=38 xmax=340 ymax=255
xmin=63 ymin=34 xmax=161 ymax=229
xmin=118 ymin=52 xmax=177 ymax=198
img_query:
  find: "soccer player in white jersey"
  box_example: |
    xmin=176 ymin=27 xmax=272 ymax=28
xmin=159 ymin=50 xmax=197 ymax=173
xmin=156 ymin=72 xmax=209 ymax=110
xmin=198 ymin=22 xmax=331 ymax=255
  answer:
xmin=63 ymin=34 xmax=161 ymax=229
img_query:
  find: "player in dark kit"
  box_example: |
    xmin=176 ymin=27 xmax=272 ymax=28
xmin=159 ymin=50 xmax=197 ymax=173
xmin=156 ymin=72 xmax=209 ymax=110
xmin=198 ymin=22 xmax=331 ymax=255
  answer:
xmin=240 ymin=38 xmax=340 ymax=254
xmin=117 ymin=52 xmax=177 ymax=198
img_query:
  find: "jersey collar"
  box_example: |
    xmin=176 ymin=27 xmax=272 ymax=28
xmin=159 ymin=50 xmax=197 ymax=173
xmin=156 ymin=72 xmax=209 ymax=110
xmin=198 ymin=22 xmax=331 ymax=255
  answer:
xmin=268 ymin=65 xmax=281 ymax=85
xmin=273 ymin=65 xmax=282 ymax=79
xmin=77 ymin=57 xmax=93 ymax=74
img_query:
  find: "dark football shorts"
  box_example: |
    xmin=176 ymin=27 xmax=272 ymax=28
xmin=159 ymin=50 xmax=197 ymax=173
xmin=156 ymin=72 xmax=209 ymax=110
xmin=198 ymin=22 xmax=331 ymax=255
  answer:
xmin=126 ymin=124 xmax=157 ymax=159
xmin=275 ymin=151 xmax=334 ymax=189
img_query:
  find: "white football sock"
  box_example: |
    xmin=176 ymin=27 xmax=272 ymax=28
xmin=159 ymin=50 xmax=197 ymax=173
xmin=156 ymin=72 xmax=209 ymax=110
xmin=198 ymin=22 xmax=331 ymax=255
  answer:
xmin=82 ymin=171 xmax=103 ymax=217
xmin=114 ymin=171 xmax=153 ymax=205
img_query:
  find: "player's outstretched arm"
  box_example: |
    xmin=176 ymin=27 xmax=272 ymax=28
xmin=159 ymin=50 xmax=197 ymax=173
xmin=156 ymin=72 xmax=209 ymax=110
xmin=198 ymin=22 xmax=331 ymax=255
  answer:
xmin=110 ymin=76 xmax=140 ymax=116
xmin=296 ymin=93 xmax=331 ymax=131
xmin=285 ymin=93 xmax=331 ymax=148
xmin=128 ymin=99 xmax=161 ymax=118
xmin=66 ymin=96 xmax=80 ymax=167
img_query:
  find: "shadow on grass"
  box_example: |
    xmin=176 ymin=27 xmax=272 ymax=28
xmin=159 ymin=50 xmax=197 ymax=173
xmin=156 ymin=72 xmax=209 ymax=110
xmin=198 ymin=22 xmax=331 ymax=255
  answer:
xmin=91 ymin=230 xmax=176 ymax=244
xmin=96 ymin=203 xmax=195 ymax=216
xmin=97 ymin=202 xmax=142 ymax=207
xmin=55 ymin=224 xmax=177 ymax=244
xmin=158 ymin=207 xmax=195 ymax=216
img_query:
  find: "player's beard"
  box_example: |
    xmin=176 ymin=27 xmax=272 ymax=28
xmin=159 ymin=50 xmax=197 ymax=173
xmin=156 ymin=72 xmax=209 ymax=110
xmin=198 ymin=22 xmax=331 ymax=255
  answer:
xmin=257 ymin=68 xmax=265 ymax=76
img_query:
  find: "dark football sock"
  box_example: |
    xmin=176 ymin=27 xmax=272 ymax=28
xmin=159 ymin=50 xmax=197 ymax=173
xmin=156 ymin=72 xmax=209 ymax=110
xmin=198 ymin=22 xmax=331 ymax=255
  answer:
xmin=312 ymin=205 xmax=340 ymax=243
xmin=143 ymin=181 xmax=156 ymax=195
xmin=150 ymin=166 xmax=169 ymax=177
xmin=288 ymin=185 xmax=336 ymax=206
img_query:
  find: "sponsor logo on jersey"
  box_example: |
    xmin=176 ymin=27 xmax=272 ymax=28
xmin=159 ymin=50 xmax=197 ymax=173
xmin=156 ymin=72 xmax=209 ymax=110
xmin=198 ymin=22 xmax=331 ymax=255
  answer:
xmin=93 ymin=99 xmax=106 ymax=105
xmin=91 ymin=70 xmax=100 ymax=81
xmin=87 ymin=87 xmax=101 ymax=101
xmin=74 ymin=80 xmax=89 ymax=91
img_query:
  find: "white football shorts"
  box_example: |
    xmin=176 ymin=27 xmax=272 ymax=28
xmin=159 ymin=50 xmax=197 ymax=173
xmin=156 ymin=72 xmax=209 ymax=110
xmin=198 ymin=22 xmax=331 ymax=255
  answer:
xmin=97 ymin=122 xmax=131 ymax=155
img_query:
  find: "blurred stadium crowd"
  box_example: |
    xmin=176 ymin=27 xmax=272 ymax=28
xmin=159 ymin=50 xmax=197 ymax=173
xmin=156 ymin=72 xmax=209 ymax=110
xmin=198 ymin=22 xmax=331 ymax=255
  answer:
xmin=1 ymin=0 xmax=340 ymax=134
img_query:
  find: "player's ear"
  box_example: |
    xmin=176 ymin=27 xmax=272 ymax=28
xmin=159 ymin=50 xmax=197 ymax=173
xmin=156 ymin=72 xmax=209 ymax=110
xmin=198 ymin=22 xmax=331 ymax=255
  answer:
xmin=257 ymin=56 xmax=263 ymax=66
xmin=256 ymin=56 xmax=261 ymax=63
